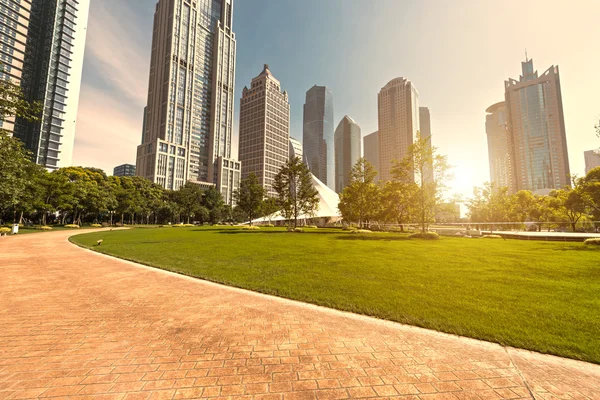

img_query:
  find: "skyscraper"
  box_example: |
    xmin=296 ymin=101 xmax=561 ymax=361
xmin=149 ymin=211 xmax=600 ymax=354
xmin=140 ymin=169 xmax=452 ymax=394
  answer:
xmin=10 ymin=0 xmax=90 ymax=170
xmin=303 ymin=85 xmax=334 ymax=189
xmin=485 ymin=101 xmax=515 ymax=192
xmin=363 ymin=131 xmax=379 ymax=182
xmin=136 ymin=0 xmax=240 ymax=203
xmin=0 ymin=1 xmax=31 ymax=134
xmin=504 ymin=58 xmax=570 ymax=193
xmin=113 ymin=164 xmax=136 ymax=177
xmin=377 ymin=78 xmax=420 ymax=182
xmin=584 ymin=149 xmax=600 ymax=174
xmin=238 ymin=64 xmax=290 ymax=197
xmin=334 ymin=116 xmax=361 ymax=193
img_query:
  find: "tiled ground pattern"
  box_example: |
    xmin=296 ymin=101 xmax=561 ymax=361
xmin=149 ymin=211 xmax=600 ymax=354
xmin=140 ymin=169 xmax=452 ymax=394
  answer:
xmin=0 ymin=231 xmax=599 ymax=400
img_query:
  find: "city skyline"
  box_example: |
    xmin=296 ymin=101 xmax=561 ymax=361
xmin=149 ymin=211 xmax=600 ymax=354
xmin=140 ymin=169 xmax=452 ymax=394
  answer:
xmin=72 ymin=0 xmax=600 ymax=197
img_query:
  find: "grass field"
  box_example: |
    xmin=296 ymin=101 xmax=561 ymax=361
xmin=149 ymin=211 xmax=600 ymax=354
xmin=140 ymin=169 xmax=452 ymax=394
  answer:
xmin=71 ymin=226 xmax=600 ymax=364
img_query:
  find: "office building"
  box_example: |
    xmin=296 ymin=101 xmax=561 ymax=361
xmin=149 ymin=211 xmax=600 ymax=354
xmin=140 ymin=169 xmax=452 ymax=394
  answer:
xmin=334 ymin=115 xmax=361 ymax=193
xmin=377 ymin=78 xmax=420 ymax=182
xmin=0 ymin=0 xmax=31 ymax=134
xmin=303 ymin=85 xmax=334 ymax=189
xmin=9 ymin=0 xmax=90 ymax=170
xmin=113 ymin=164 xmax=136 ymax=177
xmin=363 ymin=131 xmax=379 ymax=182
xmin=504 ymin=58 xmax=570 ymax=193
xmin=485 ymin=101 xmax=515 ymax=192
xmin=136 ymin=0 xmax=240 ymax=204
xmin=239 ymin=64 xmax=290 ymax=197
xmin=585 ymin=149 xmax=600 ymax=174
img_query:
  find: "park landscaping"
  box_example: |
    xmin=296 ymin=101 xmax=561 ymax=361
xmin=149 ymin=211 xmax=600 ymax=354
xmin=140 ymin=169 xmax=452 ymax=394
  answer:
xmin=71 ymin=226 xmax=600 ymax=364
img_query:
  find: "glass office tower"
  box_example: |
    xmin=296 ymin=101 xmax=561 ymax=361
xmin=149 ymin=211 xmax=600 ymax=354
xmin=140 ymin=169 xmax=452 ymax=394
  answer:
xmin=303 ymin=85 xmax=334 ymax=190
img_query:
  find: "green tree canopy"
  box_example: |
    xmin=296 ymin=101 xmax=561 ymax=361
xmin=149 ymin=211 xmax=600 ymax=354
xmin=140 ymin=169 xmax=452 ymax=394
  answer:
xmin=338 ymin=158 xmax=380 ymax=228
xmin=273 ymin=157 xmax=319 ymax=229
xmin=233 ymin=173 xmax=266 ymax=226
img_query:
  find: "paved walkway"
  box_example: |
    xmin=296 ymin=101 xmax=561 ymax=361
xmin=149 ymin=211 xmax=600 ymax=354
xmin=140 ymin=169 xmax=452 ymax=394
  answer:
xmin=0 ymin=231 xmax=599 ymax=400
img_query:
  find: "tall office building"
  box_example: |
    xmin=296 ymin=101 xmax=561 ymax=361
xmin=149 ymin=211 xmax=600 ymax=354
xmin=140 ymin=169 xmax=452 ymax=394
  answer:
xmin=584 ymin=149 xmax=600 ymax=174
xmin=0 ymin=0 xmax=31 ymax=134
xmin=136 ymin=0 xmax=240 ymax=204
xmin=113 ymin=164 xmax=136 ymax=177
xmin=485 ymin=102 xmax=515 ymax=192
xmin=8 ymin=0 xmax=90 ymax=170
xmin=377 ymin=78 xmax=420 ymax=182
xmin=303 ymin=85 xmax=334 ymax=189
xmin=504 ymin=58 xmax=570 ymax=193
xmin=363 ymin=131 xmax=379 ymax=182
xmin=238 ymin=64 xmax=290 ymax=197
xmin=334 ymin=116 xmax=361 ymax=193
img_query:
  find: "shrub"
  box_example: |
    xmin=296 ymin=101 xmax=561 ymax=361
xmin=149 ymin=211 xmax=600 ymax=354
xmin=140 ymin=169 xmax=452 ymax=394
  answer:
xmin=64 ymin=224 xmax=80 ymax=229
xmin=0 ymin=227 xmax=11 ymax=235
xmin=36 ymin=226 xmax=53 ymax=231
xmin=584 ymin=238 xmax=600 ymax=246
xmin=306 ymin=225 xmax=318 ymax=229
xmin=90 ymin=224 xmax=102 ymax=228
xmin=483 ymin=234 xmax=503 ymax=239
xmin=183 ymin=224 xmax=195 ymax=227
xmin=342 ymin=226 xmax=357 ymax=231
xmin=287 ymin=227 xmax=304 ymax=233
xmin=408 ymin=232 xmax=440 ymax=240
xmin=351 ymin=229 xmax=373 ymax=234
xmin=242 ymin=225 xmax=260 ymax=230
xmin=261 ymin=224 xmax=275 ymax=228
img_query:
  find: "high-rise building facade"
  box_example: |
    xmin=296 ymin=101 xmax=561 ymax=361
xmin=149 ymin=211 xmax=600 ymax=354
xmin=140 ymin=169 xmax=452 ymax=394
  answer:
xmin=238 ymin=64 xmax=290 ymax=197
xmin=504 ymin=59 xmax=570 ymax=193
xmin=363 ymin=131 xmax=379 ymax=182
xmin=9 ymin=0 xmax=90 ymax=170
xmin=289 ymin=136 xmax=303 ymax=161
xmin=485 ymin=101 xmax=515 ymax=192
xmin=113 ymin=164 xmax=136 ymax=177
xmin=303 ymin=85 xmax=334 ymax=189
xmin=0 ymin=0 xmax=32 ymax=134
xmin=136 ymin=0 xmax=239 ymax=203
xmin=334 ymin=116 xmax=361 ymax=193
xmin=584 ymin=149 xmax=600 ymax=174
xmin=377 ymin=78 xmax=420 ymax=182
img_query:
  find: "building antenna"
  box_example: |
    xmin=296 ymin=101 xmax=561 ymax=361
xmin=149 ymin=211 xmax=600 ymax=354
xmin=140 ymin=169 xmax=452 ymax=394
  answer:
xmin=525 ymin=49 xmax=528 ymax=62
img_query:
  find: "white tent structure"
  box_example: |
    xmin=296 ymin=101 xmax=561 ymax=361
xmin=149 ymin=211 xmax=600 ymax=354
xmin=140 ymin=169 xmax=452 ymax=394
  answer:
xmin=252 ymin=174 xmax=341 ymax=225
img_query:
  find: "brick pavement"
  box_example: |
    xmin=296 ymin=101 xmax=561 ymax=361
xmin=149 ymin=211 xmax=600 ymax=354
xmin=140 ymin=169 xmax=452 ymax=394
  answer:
xmin=0 ymin=230 xmax=599 ymax=399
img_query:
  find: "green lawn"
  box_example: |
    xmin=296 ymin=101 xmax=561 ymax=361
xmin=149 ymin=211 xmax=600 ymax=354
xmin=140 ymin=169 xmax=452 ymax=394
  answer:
xmin=71 ymin=227 xmax=600 ymax=364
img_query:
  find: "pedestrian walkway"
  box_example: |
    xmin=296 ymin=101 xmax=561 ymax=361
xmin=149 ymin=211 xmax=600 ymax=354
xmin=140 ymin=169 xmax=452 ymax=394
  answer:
xmin=0 ymin=230 xmax=599 ymax=399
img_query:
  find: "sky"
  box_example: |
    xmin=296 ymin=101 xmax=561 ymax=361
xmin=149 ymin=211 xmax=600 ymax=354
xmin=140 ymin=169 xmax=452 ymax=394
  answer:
xmin=73 ymin=0 xmax=600 ymax=198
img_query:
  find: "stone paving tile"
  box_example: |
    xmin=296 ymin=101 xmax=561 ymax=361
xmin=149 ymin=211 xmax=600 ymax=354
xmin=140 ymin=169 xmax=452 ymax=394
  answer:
xmin=0 ymin=230 xmax=599 ymax=399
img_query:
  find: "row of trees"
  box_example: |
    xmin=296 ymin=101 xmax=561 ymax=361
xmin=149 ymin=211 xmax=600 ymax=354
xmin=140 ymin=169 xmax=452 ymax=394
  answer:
xmin=467 ymin=171 xmax=600 ymax=232
xmin=0 ymin=131 xmax=322 ymax=227
xmin=0 ymin=136 xmax=237 ymax=226
xmin=234 ymin=157 xmax=319 ymax=228
xmin=338 ymin=133 xmax=450 ymax=232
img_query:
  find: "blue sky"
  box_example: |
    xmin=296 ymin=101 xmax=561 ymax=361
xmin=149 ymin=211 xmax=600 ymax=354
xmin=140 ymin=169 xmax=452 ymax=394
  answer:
xmin=74 ymin=0 xmax=600 ymax=197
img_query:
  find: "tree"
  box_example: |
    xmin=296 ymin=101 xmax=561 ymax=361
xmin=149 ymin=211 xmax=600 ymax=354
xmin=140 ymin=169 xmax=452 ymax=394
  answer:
xmin=273 ymin=157 xmax=319 ymax=229
xmin=0 ymin=67 xmax=42 ymax=124
xmin=406 ymin=132 xmax=451 ymax=233
xmin=174 ymin=182 xmax=203 ymax=224
xmin=261 ymin=197 xmax=279 ymax=225
xmin=0 ymin=132 xmax=37 ymax=222
xmin=379 ymin=160 xmax=417 ymax=230
xmin=338 ymin=158 xmax=380 ymax=228
xmin=467 ymin=183 xmax=512 ymax=230
xmin=233 ymin=173 xmax=266 ymax=226
xmin=203 ymin=186 xmax=225 ymax=225
xmin=550 ymin=189 xmax=588 ymax=232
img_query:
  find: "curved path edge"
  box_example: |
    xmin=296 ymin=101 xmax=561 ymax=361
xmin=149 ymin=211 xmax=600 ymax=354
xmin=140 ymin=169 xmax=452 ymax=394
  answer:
xmin=0 ymin=229 xmax=598 ymax=399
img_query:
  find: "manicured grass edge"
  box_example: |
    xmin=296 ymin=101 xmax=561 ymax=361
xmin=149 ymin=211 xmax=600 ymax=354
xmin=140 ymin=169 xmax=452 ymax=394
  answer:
xmin=68 ymin=231 xmax=599 ymax=365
